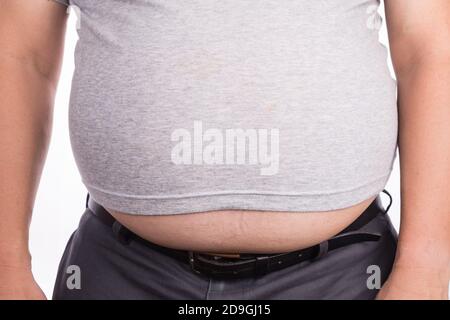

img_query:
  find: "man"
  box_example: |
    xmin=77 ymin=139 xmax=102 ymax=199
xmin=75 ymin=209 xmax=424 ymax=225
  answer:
xmin=0 ymin=0 xmax=448 ymax=299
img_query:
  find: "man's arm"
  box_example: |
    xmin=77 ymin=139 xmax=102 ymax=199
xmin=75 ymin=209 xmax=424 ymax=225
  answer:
xmin=380 ymin=0 xmax=450 ymax=299
xmin=0 ymin=0 xmax=68 ymax=299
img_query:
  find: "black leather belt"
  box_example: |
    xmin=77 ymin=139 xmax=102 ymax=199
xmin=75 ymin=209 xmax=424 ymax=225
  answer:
xmin=86 ymin=190 xmax=391 ymax=279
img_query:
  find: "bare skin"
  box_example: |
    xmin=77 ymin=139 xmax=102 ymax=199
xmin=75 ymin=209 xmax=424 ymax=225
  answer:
xmin=108 ymin=197 xmax=375 ymax=254
xmin=377 ymin=0 xmax=450 ymax=299
xmin=0 ymin=0 xmax=448 ymax=299
xmin=0 ymin=0 xmax=67 ymax=299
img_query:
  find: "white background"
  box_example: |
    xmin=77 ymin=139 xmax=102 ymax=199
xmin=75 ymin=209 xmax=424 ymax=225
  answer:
xmin=31 ymin=4 xmax=403 ymax=298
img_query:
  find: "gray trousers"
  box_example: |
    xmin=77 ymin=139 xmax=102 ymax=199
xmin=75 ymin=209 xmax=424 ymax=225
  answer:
xmin=53 ymin=199 xmax=398 ymax=300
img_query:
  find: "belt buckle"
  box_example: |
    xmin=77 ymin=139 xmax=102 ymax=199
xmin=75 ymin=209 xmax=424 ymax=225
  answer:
xmin=188 ymin=251 xmax=249 ymax=278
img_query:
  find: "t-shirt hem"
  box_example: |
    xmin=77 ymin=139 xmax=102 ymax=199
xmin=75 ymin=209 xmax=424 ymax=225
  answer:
xmin=52 ymin=0 xmax=70 ymax=6
xmin=84 ymin=173 xmax=391 ymax=215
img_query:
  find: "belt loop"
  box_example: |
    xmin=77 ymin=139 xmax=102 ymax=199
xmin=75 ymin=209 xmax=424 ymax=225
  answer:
xmin=381 ymin=189 xmax=393 ymax=214
xmin=188 ymin=251 xmax=202 ymax=275
xmin=85 ymin=193 xmax=90 ymax=209
xmin=314 ymin=240 xmax=329 ymax=260
xmin=112 ymin=221 xmax=132 ymax=245
xmin=254 ymin=256 xmax=270 ymax=277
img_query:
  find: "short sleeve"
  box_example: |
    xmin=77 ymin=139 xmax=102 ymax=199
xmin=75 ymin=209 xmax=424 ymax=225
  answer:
xmin=52 ymin=0 xmax=70 ymax=6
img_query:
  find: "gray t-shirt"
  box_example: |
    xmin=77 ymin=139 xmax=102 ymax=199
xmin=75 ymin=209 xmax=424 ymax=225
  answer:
xmin=54 ymin=0 xmax=398 ymax=215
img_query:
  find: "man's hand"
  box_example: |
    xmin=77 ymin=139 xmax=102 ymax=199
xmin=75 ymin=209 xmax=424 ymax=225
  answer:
xmin=384 ymin=0 xmax=450 ymax=300
xmin=377 ymin=264 xmax=449 ymax=300
xmin=0 ymin=266 xmax=46 ymax=300
xmin=0 ymin=248 xmax=47 ymax=300
xmin=0 ymin=0 xmax=68 ymax=300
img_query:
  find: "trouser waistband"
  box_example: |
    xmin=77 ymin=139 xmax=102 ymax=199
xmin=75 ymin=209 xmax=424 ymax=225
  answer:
xmin=85 ymin=190 xmax=392 ymax=279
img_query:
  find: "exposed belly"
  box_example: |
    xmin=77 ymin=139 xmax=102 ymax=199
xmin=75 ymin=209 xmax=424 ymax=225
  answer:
xmin=107 ymin=195 xmax=376 ymax=254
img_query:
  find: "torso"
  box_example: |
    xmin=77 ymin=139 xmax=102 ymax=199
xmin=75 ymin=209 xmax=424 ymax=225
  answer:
xmin=108 ymin=195 xmax=376 ymax=254
xmin=68 ymin=0 xmax=397 ymax=255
